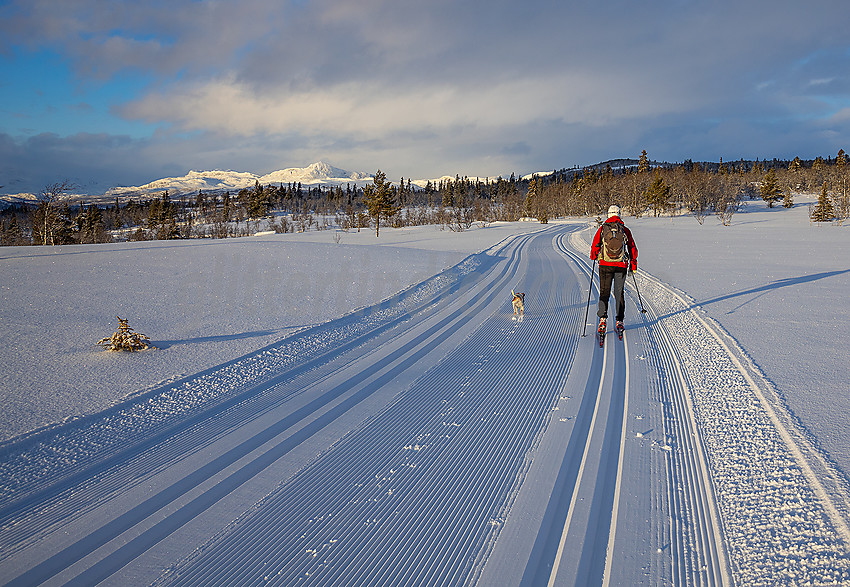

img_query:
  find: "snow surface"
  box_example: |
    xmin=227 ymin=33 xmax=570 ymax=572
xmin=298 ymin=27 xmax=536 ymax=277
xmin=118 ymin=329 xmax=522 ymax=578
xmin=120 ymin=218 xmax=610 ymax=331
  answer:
xmin=0 ymin=223 xmax=538 ymax=442
xmin=0 ymin=202 xmax=849 ymax=586
xmin=628 ymin=197 xmax=850 ymax=476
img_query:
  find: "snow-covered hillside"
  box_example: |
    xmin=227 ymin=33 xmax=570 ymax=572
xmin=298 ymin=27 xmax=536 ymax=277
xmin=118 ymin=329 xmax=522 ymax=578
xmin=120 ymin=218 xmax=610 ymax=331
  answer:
xmin=103 ymin=161 xmax=373 ymax=200
xmin=0 ymin=162 xmax=374 ymax=205
xmin=0 ymin=200 xmax=848 ymax=585
xmin=259 ymin=161 xmax=372 ymax=185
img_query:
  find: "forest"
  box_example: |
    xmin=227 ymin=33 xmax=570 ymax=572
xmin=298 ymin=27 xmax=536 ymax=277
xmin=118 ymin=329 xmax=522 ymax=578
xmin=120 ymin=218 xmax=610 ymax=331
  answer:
xmin=2 ymin=149 xmax=848 ymax=246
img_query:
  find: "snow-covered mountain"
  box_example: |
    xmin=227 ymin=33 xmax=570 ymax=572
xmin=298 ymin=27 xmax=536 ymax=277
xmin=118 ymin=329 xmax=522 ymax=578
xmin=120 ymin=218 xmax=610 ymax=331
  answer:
xmin=260 ymin=161 xmax=372 ymax=185
xmin=0 ymin=192 xmax=41 ymax=208
xmin=102 ymin=162 xmax=373 ymax=201
xmin=0 ymin=162 xmax=374 ymax=206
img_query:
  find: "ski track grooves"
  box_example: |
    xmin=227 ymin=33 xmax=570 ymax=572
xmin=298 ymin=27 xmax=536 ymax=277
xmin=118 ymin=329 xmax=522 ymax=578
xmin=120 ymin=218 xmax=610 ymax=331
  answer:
xmin=517 ymin=237 xmax=631 ymax=587
xmin=570 ymin=228 xmax=731 ymax=586
xmin=539 ymin=232 xmax=729 ymax=587
xmin=0 ymin=223 xmax=770 ymax=586
xmin=1 ymin=228 xmax=576 ymax=586
xmin=153 ymin=227 xmax=577 ymax=586
xmin=635 ymin=290 xmax=730 ymax=586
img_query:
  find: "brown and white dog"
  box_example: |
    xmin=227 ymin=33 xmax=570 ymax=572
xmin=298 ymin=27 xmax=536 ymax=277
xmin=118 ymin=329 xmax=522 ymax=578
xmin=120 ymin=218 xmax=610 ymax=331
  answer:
xmin=511 ymin=289 xmax=525 ymax=320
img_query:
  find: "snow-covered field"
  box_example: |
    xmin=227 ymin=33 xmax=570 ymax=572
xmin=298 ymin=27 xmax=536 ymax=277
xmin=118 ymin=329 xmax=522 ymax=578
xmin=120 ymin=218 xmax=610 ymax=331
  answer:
xmin=0 ymin=223 xmax=533 ymax=442
xmin=0 ymin=197 xmax=848 ymax=585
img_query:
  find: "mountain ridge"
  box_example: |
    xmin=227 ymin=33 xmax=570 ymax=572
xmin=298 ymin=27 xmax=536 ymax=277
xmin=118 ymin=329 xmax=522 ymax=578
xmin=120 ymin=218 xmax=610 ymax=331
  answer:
xmin=104 ymin=161 xmax=374 ymax=201
xmin=0 ymin=162 xmax=375 ymax=206
xmin=0 ymin=158 xmax=650 ymax=206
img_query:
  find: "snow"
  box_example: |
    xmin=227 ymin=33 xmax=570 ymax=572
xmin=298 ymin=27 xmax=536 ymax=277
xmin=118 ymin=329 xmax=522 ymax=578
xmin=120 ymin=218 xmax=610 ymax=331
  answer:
xmin=1 ymin=199 xmax=849 ymax=586
xmin=0 ymin=161 xmax=375 ymax=202
xmin=259 ymin=161 xmax=372 ymax=185
xmin=628 ymin=196 xmax=850 ymax=476
xmin=0 ymin=223 xmax=535 ymax=442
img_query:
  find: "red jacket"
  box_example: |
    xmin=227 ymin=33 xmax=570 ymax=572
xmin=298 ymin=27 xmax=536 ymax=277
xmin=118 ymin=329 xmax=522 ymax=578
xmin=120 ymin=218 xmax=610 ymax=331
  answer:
xmin=590 ymin=215 xmax=638 ymax=271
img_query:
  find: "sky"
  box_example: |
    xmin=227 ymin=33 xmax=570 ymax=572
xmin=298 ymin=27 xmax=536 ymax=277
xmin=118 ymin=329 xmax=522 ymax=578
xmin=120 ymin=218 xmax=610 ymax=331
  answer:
xmin=2 ymin=0 xmax=850 ymax=195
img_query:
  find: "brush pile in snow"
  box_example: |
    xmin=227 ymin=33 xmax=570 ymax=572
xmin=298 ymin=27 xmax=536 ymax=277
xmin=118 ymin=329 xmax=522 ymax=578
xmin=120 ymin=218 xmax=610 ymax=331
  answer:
xmin=97 ymin=317 xmax=153 ymax=352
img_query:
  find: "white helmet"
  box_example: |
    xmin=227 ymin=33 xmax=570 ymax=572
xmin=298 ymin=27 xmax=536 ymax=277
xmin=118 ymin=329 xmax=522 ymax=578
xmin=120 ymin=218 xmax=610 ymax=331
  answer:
xmin=607 ymin=205 xmax=621 ymax=218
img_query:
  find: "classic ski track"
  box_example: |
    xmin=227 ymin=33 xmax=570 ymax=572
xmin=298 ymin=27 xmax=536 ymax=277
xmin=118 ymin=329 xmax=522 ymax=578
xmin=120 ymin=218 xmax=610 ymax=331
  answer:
xmin=542 ymin=236 xmax=630 ymax=586
xmin=566 ymin=228 xmax=731 ymax=586
xmin=151 ymin=227 xmax=579 ymax=586
xmin=633 ymin=291 xmax=730 ymax=586
xmin=3 ymin=228 xmax=584 ymax=586
xmin=535 ymin=235 xmax=625 ymax=587
xmin=10 ymin=222 xmax=823 ymax=586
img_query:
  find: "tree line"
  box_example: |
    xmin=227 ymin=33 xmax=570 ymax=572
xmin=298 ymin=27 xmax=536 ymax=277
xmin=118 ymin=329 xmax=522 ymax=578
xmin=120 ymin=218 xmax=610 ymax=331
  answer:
xmin=2 ymin=150 xmax=848 ymax=246
xmin=525 ymin=149 xmax=849 ymax=226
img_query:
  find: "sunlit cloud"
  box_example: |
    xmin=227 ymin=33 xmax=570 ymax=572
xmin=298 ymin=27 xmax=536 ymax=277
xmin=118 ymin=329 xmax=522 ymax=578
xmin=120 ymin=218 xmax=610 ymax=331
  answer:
xmin=121 ymin=67 xmax=704 ymax=142
xmin=1 ymin=0 xmax=850 ymax=192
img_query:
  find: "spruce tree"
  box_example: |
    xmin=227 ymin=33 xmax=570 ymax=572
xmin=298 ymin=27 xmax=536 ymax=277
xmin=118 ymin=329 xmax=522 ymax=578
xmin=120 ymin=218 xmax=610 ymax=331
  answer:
xmin=644 ymin=171 xmax=670 ymax=217
xmin=811 ymin=181 xmax=835 ymax=222
xmin=97 ymin=317 xmax=153 ymax=351
xmin=789 ymin=156 xmax=802 ymax=172
xmin=782 ymin=188 xmax=794 ymax=209
xmin=247 ymin=181 xmax=268 ymax=219
xmin=76 ymin=204 xmax=106 ymax=243
xmin=363 ymin=170 xmax=399 ymax=237
xmin=638 ymin=150 xmax=650 ymax=174
xmin=157 ymin=193 xmax=179 ymax=239
xmin=524 ymin=177 xmax=538 ymax=218
xmin=760 ymin=169 xmax=782 ymax=208
xmin=1 ymin=215 xmax=24 ymax=245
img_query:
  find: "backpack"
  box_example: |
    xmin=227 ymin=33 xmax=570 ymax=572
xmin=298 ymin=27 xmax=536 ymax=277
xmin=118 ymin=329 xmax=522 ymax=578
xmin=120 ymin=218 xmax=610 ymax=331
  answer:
xmin=599 ymin=222 xmax=628 ymax=263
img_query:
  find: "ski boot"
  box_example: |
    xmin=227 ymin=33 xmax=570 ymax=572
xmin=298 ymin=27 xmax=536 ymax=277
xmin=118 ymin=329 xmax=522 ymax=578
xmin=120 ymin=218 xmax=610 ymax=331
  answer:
xmin=616 ymin=320 xmax=625 ymax=340
xmin=597 ymin=317 xmax=606 ymax=347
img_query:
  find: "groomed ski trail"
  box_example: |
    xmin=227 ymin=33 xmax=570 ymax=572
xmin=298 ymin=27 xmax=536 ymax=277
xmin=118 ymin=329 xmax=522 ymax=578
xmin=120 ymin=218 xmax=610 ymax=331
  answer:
xmin=568 ymin=225 xmax=850 ymax=586
xmin=1 ymin=223 xmax=846 ymax=586
xmin=480 ymin=232 xmax=730 ymax=587
xmin=1 ymin=225 xmax=672 ymax=586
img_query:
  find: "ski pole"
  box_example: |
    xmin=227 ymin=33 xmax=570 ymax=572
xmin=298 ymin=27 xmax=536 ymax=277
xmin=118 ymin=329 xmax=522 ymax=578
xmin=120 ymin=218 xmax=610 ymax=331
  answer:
xmin=631 ymin=269 xmax=647 ymax=313
xmin=582 ymin=259 xmax=596 ymax=336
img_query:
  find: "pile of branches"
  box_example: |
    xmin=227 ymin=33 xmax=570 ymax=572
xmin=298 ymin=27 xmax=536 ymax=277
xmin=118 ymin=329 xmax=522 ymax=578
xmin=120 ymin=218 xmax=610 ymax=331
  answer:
xmin=97 ymin=316 xmax=153 ymax=352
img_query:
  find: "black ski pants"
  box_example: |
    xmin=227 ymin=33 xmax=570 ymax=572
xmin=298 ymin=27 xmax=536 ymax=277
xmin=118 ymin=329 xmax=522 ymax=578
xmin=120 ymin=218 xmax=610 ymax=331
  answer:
xmin=597 ymin=265 xmax=627 ymax=321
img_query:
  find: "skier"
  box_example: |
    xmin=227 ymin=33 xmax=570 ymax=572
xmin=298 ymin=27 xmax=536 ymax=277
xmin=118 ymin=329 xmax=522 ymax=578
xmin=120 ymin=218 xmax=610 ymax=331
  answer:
xmin=590 ymin=205 xmax=638 ymax=339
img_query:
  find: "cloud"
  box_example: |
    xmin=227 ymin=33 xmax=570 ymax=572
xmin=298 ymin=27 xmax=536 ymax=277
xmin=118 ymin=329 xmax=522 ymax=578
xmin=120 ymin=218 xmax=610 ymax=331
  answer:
xmin=112 ymin=1 xmax=850 ymax=142
xmin=120 ymin=70 xmax=699 ymax=139
xmin=2 ymin=0 xmax=850 ymax=187
xmin=0 ymin=132 xmax=164 ymax=194
xmin=826 ymin=107 xmax=850 ymax=124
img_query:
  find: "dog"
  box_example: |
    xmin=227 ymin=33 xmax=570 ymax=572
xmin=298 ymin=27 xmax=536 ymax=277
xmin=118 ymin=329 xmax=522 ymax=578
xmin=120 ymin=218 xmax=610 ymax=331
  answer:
xmin=511 ymin=289 xmax=525 ymax=320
